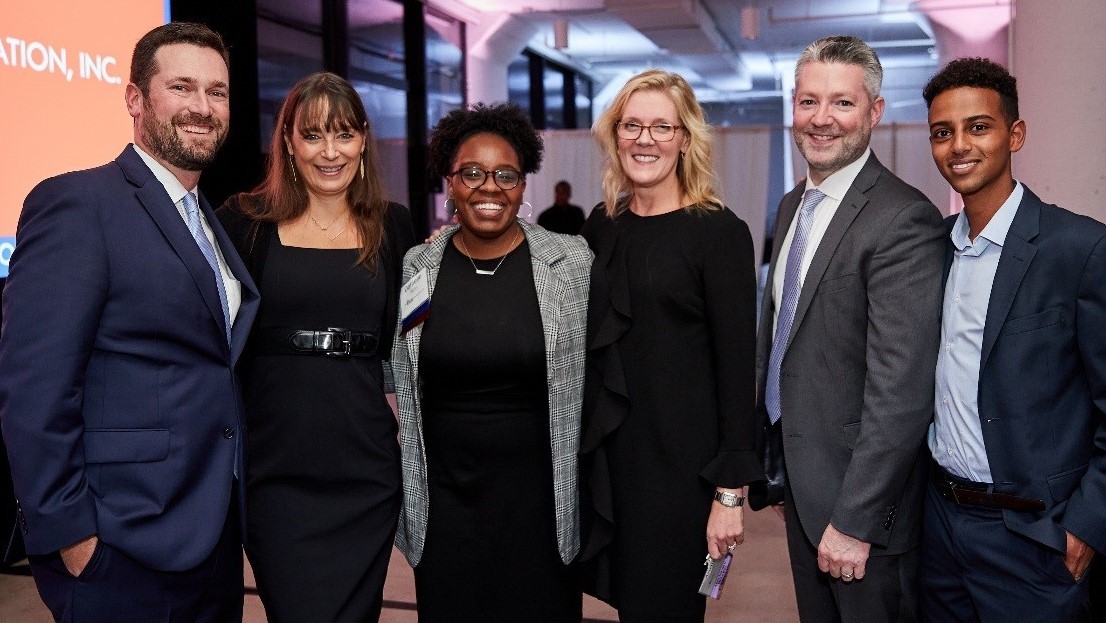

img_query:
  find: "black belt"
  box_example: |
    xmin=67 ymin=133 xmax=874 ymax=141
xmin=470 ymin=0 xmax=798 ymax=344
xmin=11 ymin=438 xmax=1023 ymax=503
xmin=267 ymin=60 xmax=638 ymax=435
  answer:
xmin=932 ymin=463 xmax=1045 ymax=512
xmin=254 ymin=327 xmax=378 ymax=358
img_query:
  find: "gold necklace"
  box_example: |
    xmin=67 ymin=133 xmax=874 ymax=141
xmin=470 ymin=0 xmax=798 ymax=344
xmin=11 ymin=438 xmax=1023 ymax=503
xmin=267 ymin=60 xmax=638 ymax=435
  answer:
xmin=307 ymin=211 xmax=343 ymax=231
xmin=458 ymin=227 xmax=521 ymax=276
xmin=305 ymin=211 xmax=349 ymax=241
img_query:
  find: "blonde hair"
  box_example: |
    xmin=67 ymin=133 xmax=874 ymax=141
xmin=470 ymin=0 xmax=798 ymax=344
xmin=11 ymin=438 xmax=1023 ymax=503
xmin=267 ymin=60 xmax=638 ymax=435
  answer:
xmin=594 ymin=69 xmax=722 ymax=217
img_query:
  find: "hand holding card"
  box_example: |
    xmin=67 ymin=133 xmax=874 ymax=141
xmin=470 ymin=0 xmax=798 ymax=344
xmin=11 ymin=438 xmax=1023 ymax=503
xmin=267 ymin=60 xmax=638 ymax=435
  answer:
xmin=698 ymin=552 xmax=733 ymax=599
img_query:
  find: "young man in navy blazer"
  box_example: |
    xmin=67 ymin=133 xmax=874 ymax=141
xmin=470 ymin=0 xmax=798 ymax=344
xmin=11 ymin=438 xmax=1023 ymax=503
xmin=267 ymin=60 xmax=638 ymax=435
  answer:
xmin=921 ymin=57 xmax=1104 ymax=621
xmin=0 ymin=22 xmax=258 ymax=621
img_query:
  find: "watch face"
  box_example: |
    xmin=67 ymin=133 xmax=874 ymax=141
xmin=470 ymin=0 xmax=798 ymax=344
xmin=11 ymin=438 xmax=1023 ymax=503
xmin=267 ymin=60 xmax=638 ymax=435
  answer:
xmin=715 ymin=491 xmax=744 ymax=507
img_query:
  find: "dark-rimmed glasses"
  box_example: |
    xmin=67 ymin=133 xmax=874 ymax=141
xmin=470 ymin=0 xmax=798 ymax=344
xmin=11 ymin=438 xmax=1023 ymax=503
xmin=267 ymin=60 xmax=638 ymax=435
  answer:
xmin=450 ymin=166 xmax=523 ymax=190
xmin=616 ymin=121 xmax=683 ymax=142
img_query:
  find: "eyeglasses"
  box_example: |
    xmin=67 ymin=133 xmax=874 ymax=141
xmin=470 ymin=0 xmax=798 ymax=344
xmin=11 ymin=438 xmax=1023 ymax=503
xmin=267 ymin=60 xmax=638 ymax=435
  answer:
xmin=616 ymin=121 xmax=683 ymax=142
xmin=450 ymin=166 xmax=523 ymax=190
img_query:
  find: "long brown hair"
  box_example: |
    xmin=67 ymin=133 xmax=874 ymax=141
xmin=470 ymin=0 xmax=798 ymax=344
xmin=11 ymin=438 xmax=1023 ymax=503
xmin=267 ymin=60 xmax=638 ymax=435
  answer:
xmin=247 ymin=72 xmax=388 ymax=269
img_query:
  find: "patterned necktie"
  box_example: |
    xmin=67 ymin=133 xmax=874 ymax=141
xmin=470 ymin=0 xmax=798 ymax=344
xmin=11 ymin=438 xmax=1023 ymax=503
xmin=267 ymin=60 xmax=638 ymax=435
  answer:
xmin=183 ymin=192 xmax=232 ymax=345
xmin=765 ymin=188 xmax=825 ymax=424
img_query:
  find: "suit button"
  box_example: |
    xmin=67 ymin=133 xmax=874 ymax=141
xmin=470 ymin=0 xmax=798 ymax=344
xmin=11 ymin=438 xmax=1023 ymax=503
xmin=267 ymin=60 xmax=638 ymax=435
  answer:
xmin=223 ymin=428 xmax=235 ymax=439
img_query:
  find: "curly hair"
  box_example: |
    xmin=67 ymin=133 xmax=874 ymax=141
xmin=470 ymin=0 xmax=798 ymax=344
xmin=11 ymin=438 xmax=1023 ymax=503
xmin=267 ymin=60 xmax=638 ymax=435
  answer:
xmin=594 ymin=69 xmax=722 ymax=217
xmin=427 ymin=103 xmax=543 ymax=179
xmin=923 ymin=57 xmax=1019 ymax=124
xmin=247 ymin=72 xmax=389 ymax=270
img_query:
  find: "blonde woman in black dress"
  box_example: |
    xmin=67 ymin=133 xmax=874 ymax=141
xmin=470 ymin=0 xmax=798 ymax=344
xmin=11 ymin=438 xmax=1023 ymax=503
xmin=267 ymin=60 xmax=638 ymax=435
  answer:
xmin=578 ymin=69 xmax=762 ymax=622
xmin=217 ymin=72 xmax=414 ymax=623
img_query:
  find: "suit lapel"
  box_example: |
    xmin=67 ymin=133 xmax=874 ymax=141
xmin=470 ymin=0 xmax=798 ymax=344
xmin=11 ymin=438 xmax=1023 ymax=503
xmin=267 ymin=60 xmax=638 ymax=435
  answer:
xmin=200 ymin=192 xmax=259 ymax=362
xmin=119 ymin=148 xmax=229 ymax=348
xmin=942 ymin=215 xmax=957 ymax=289
xmin=787 ymin=158 xmax=879 ymax=347
xmin=980 ymin=192 xmax=1040 ymax=370
xmin=402 ymin=228 xmax=454 ymax=380
xmin=758 ymin=186 xmax=803 ymax=345
xmin=524 ymin=222 xmax=567 ymax=370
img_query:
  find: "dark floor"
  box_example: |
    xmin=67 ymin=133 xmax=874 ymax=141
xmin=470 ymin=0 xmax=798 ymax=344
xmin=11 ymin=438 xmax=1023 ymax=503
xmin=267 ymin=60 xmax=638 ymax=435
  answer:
xmin=0 ymin=507 xmax=798 ymax=622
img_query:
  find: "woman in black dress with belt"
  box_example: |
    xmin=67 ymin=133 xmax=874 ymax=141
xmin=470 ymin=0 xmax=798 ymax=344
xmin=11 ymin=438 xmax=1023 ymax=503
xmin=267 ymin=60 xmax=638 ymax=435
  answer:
xmin=217 ymin=72 xmax=414 ymax=623
xmin=578 ymin=69 xmax=763 ymax=622
xmin=391 ymin=103 xmax=592 ymax=622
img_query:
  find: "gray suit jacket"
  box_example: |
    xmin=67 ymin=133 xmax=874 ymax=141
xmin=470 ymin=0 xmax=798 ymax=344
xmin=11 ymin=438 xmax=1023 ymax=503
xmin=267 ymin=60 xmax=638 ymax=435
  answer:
xmin=392 ymin=220 xmax=593 ymax=565
xmin=756 ymin=154 xmax=945 ymax=554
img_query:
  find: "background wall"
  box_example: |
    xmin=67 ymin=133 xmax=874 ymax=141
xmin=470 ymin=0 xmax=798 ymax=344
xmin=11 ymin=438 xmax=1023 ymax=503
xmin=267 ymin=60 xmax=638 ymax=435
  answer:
xmin=1012 ymin=0 xmax=1106 ymax=220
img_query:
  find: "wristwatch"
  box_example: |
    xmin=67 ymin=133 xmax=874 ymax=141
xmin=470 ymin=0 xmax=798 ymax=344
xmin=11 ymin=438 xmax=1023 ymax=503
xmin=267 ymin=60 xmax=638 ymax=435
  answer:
xmin=714 ymin=490 xmax=745 ymax=507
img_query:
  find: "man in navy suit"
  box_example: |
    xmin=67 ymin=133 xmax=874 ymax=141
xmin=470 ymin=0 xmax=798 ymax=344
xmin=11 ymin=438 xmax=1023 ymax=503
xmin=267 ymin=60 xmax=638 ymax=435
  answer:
xmin=921 ymin=57 xmax=1104 ymax=621
xmin=0 ymin=22 xmax=258 ymax=621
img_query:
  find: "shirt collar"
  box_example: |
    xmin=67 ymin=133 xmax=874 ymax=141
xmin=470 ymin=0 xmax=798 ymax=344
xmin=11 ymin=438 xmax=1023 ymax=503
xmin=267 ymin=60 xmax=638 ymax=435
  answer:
xmin=950 ymin=181 xmax=1023 ymax=251
xmin=804 ymin=148 xmax=871 ymax=202
xmin=132 ymin=144 xmax=195 ymax=205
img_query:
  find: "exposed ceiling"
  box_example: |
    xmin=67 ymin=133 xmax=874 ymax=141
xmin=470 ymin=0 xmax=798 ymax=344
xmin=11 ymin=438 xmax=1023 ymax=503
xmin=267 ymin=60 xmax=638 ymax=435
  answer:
xmin=261 ymin=0 xmax=1012 ymax=124
xmin=448 ymin=0 xmax=1010 ymax=123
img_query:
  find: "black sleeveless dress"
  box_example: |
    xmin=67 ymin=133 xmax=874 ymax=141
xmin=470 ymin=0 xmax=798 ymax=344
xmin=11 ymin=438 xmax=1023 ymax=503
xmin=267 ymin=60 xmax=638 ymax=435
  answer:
xmin=413 ymin=240 xmax=581 ymax=623
xmin=243 ymin=230 xmax=401 ymax=623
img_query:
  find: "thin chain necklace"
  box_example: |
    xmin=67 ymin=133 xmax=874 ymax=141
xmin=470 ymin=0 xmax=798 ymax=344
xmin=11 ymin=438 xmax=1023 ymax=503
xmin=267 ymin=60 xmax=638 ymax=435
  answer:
xmin=308 ymin=211 xmax=342 ymax=231
xmin=458 ymin=227 xmax=521 ymax=276
xmin=307 ymin=211 xmax=348 ymax=241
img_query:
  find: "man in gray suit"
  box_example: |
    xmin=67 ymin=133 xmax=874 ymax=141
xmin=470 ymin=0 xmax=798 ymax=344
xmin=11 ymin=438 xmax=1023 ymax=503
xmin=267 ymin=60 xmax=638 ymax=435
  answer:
xmin=751 ymin=36 xmax=945 ymax=622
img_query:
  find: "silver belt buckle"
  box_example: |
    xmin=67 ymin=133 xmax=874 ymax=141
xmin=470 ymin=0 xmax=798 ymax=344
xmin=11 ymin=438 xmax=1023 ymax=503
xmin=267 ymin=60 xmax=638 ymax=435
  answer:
xmin=322 ymin=328 xmax=352 ymax=357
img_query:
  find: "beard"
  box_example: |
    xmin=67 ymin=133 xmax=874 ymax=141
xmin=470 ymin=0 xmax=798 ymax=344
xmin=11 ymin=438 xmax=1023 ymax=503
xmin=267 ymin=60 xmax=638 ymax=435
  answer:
xmin=141 ymin=105 xmax=228 ymax=172
xmin=793 ymin=123 xmax=872 ymax=180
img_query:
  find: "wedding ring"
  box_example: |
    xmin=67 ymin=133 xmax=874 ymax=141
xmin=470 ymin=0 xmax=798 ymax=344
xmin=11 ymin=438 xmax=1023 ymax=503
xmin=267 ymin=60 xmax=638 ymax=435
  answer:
xmin=727 ymin=542 xmax=737 ymax=552
xmin=842 ymin=572 xmax=854 ymax=580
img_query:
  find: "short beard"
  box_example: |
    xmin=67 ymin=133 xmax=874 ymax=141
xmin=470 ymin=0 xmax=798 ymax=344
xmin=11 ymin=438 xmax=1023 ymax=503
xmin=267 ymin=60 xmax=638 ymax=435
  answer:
xmin=794 ymin=124 xmax=872 ymax=180
xmin=141 ymin=104 xmax=227 ymax=172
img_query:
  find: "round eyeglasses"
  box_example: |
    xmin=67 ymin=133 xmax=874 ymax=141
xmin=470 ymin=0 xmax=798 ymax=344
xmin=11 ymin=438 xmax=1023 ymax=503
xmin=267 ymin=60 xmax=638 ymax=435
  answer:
xmin=450 ymin=166 xmax=523 ymax=190
xmin=616 ymin=121 xmax=684 ymax=142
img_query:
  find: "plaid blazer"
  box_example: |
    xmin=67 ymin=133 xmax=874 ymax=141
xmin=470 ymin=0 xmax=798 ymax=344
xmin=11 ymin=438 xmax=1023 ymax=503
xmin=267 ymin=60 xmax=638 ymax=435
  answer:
xmin=392 ymin=220 xmax=593 ymax=566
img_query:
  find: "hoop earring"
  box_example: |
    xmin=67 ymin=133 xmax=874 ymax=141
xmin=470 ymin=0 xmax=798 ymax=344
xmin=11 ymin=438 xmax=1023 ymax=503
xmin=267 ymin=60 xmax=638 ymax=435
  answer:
xmin=443 ymin=196 xmax=455 ymax=215
xmin=288 ymin=153 xmax=297 ymax=183
xmin=519 ymin=201 xmax=534 ymax=220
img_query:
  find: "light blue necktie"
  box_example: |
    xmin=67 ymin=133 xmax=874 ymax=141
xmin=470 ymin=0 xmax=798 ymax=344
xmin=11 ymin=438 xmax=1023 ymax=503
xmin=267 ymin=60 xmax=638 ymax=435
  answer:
xmin=765 ymin=188 xmax=825 ymax=424
xmin=183 ymin=192 xmax=232 ymax=345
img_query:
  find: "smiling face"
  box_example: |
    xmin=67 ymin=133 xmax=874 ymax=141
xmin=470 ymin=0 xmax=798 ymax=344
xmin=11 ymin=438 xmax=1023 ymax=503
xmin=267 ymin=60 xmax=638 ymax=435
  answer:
xmin=127 ymin=43 xmax=229 ymax=182
xmin=449 ymin=132 xmax=525 ymax=244
xmin=286 ymin=100 xmax=365 ymax=202
xmin=616 ymin=89 xmax=688 ymax=195
xmin=792 ymin=61 xmax=884 ymax=185
xmin=928 ymin=86 xmax=1024 ymax=211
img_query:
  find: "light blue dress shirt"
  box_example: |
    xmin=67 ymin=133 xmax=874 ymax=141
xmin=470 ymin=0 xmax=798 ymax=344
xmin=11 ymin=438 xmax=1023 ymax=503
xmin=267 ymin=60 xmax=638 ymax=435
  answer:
xmin=929 ymin=182 xmax=1024 ymax=483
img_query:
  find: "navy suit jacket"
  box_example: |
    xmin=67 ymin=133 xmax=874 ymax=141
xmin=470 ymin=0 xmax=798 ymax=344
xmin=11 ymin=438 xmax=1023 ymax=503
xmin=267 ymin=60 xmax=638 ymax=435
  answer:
xmin=947 ymin=186 xmax=1106 ymax=555
xmin=0 ymin=145 xmax=259 ymax=571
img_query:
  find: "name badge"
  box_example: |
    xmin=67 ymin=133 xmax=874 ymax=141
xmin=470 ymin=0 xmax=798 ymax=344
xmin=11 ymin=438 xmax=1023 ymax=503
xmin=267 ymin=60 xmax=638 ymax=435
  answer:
xmin=400 ymin=268 xmax=431 ymax=334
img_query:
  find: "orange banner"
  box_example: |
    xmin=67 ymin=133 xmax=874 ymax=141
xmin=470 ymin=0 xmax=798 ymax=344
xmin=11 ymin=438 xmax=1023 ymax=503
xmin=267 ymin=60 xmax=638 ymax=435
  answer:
xmin=0 ymin=0 xmax=167 ymax=246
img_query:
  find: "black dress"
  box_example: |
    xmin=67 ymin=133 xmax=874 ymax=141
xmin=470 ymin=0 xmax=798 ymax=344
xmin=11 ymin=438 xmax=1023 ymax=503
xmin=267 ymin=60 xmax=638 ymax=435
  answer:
xmin=414 ymin=240 xmax=581 ymax=623
xmin=579 ymin=206 xmax=762 ymax=622
xmin=242 ymin=230 xmax=401 ymax=623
